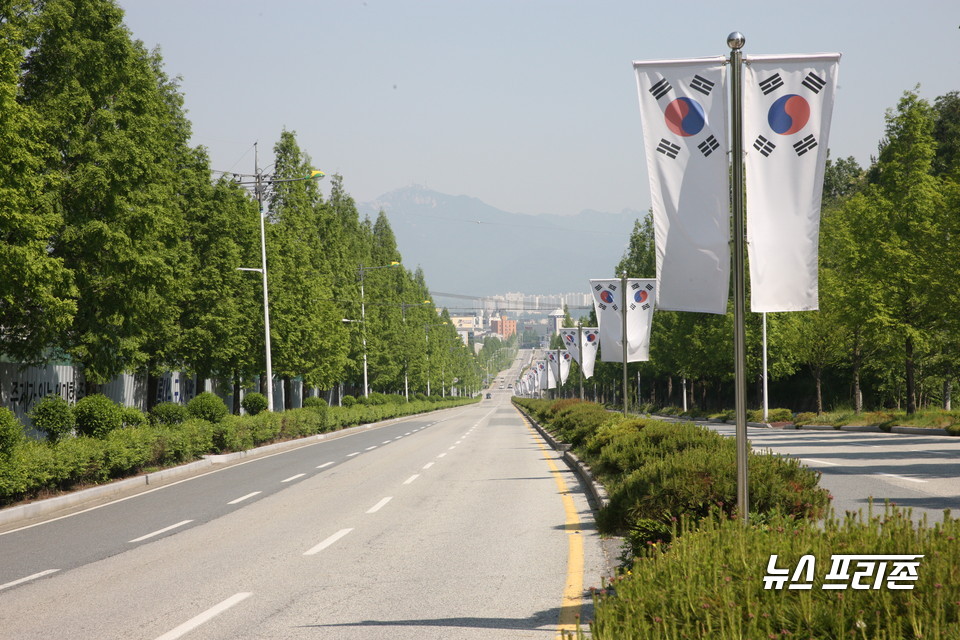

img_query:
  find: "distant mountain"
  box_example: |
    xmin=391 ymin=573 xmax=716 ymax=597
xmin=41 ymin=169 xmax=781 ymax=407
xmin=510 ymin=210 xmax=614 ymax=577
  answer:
xmin=359 ymin=186 xmax=641 ymax=296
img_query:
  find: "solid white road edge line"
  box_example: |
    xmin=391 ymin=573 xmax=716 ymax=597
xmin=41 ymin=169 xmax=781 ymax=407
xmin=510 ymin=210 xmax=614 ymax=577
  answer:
xmin=304 ymin=528 xmax=354 ymax=556
xmin=153 ymin=592 xmax=253 ymax=640
xmin=228 ymin=491 xmax=261 ymax=505
xmin=0 ymin=569 xmax=59 ymax=592
xmin=366 ymin=497 xmax=393 ymax=514
xmin=129 ymin=520 xmax=193 ymax=543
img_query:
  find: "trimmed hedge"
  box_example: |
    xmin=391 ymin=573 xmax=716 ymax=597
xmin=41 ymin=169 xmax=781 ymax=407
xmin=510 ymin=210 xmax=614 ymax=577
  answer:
xmin=0 ymin=395 xmax=479 ymax=507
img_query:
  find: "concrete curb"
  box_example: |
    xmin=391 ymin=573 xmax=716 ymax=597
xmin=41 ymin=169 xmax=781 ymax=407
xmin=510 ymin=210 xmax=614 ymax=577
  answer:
xmin=515 ymin=406 xmax=609 ymax=511
xmin=0 ymin=405 xmax=468 ymax=531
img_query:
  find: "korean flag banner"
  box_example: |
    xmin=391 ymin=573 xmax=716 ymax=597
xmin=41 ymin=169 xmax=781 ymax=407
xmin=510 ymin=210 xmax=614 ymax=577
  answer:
xmin=744 ymin=53 xmax=840 ymax=312
xmin=580 ymin=328 xmax=600 ymax=379
xmin=590 ymin=279 xmax=657 ymax=362
xmin=559 ymin=329 xmax=581 ymax=364
xmin=634 ymin=57 xmax=730 ymax=315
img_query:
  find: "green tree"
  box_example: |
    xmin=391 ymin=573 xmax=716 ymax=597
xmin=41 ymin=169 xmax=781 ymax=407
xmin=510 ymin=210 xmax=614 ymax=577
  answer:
xmin=21 ymin=0 xmax=185 ymax=388
xmin=0 ymin=3 xmax=76 ymax=365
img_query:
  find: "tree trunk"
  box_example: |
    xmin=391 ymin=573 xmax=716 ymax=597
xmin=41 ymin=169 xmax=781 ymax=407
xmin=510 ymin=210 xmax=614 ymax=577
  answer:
xmin=146 ymin=364 xmax=159 ymax=411
xmin=232 ymin=371 xmax=242 ymax=414
xmin=945 ymin=375 xmax=953 ymax=411
xmin=852 ymin=340 xmax=863 ymax=414
xmin=667 ymin=376 xmax=673 ymax=405
xmin=906 ymin=336 xmax=917 ymax=415
xmin=283 ymin=376 xmax=293 ymax=410
xmin=815 ymin=369 xmax=823 ymax=415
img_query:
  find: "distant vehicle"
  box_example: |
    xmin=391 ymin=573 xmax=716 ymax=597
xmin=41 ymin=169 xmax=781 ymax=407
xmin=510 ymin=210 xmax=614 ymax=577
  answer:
xmin=507 ymin=384 xmax=513 ymax=388
xmin=485 ymin=393 xmax=492 ymax=399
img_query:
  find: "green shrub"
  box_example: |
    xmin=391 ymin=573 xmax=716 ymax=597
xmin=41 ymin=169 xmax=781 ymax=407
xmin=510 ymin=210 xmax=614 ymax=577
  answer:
xmin=302 ymin=396 xmax=327 ymax=409
xmin=414 ymin=392 xmax=428 ymax=402
xmin=0 ymin=407 xmax=25 ymax=456
xmin=121 ymin=406 xmax=148 ymax=428
xmin=187 ymin=392 xmax=228 ymax=423
xmin=590 ymin=508 xmax=960 ymax=640
xmin=341 ymin=395 xmax=356 ymax=408
xmin=29 ymin=394 xmax=75 ymax=442
xmin=73 ymin=394 xmax=123 ymax=438
xmin=946 ymin=423 xmax=960 ymax=436
xmin=241 ymin=392 xmax=268 ymax=416
xmin=102 ymin=427 xmax=155 ymax=477
xmin=150 ymin=401 xmax=189 ymax=426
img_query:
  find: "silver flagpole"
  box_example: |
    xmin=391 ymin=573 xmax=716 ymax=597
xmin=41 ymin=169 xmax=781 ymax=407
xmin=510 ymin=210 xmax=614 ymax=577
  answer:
xmin=578 ymin=322 xmax=584 ymax=401
xmin=728 ymin=31 xmax=749 ymax=522
xmin=621 ymin=271 xmax=629 ymax=417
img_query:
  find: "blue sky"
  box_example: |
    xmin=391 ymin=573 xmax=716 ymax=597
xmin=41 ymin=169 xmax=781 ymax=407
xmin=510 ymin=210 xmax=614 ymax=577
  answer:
xmin=118 ymin=0 xmax=959 ymax=217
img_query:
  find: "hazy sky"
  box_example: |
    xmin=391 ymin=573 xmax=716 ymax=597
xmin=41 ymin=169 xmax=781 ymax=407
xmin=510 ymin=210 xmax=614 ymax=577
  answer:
xmin=118 ymin=0 xmax=958 ymax=217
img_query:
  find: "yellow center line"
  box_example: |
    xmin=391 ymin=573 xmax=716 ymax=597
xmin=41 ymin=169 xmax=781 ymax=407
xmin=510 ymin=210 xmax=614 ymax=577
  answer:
xmin=519 ymin=411 xmax=584 ymax=639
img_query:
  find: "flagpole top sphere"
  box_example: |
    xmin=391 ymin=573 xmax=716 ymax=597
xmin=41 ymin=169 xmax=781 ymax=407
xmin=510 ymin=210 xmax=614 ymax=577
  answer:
xmin=727 ymin=32 xmax=745 ymax=50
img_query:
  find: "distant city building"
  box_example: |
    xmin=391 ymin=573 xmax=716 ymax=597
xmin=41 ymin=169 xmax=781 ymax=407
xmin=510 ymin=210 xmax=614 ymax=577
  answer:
xmin=548 ymin=308 xmax=565 ymax=335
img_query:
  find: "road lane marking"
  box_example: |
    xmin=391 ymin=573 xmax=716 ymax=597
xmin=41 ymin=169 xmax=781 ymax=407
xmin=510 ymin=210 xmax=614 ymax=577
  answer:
xmin=282 ymin=473 xmax=306 ymax=483
xmin=800 ymin=458 xmax=840 ymax=466
xmin=382 ymin=440 xmax=392 ymax=444
xmin=394 ymin=436 xmax=403 ymax=440
xmin=228 ymin=492 xmax=262 ymax=505
xmin=878 ymin=473 xmax=928 ymax=484
xmin=154 ymin=592 xmax=252 ymax=640
xmin=403 ymin=474 xmax=420 ymax=485
xmin=0 ymin=569 xmax=59 ymax=592
xmin=366 ymin=446 xmax=378 ymax=451
xmin=304 ymin=528 xmax=354 ymax=556
xmin=317 ymin=462 xmax=334 ymax=469
xmin=522 ymin=414 xmax=583 ymax=638
xmin=422 ymin=462 xmax=434 ymax=470
xmin=404 ymin=432 xmax=412 ymax=436
xmin=347 ymin=452 xmax=361 ymax=457
xmin=366 ymin=497 xmax=393 ymax=513
xmin=448 ymin=445 xmax=457 ymax=450
xmin=129 ymin=520 xmax=193 ymax=543
xmin=437 ymin=453 xmax=447 ymax=458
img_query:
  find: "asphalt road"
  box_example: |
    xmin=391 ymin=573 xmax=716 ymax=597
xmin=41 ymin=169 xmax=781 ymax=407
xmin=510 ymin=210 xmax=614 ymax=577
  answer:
xmin=701 ymin=422 xmax=960 ymax=523
xmin=0 ymin=377 xmax=607 ymax=639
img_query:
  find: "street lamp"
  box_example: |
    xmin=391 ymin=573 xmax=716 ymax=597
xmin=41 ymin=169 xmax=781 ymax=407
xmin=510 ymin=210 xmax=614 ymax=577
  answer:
xmin=357 ymin=262 xmax=400 ymax=398
xmin=400 ymin=300 xmax=432 ymax=400
xmin=235 ymin=143 xmax=324 ymax=412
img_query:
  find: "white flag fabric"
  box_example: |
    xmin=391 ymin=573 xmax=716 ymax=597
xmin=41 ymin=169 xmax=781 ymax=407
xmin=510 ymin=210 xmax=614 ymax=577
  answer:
xmin=559 ymin=327 xmax=600 ymax=379
xmin=743 ymin=53 xmax=840 ymax=312
xmin=548 ymin=350 xmax=572 ymax=385
xmin=634 ymin=57 xmax=730 ymax=314
xmin=590 ymin=279 xmax=657 ymax=362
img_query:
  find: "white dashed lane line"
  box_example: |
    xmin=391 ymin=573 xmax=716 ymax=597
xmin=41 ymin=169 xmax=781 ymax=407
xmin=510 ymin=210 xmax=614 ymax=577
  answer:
xmin=403 ymin=474 xmax=420 ymax=485
xmin=304 ymin=528 xmax=354 ymax=556
xmin=282 ymin=473 xmax=306 ymax=483
xmin=129 ymin=520 xmax=193 ymax=544
xmin=154 ymin=592 xmax=252 ymax=640
xmin=228 ymin=492 xmax=261 ymax=505
xmin=366 ymin=497 xmax=393 ymax=514
xmin=422 ymin=462 xmax=434 ymax=470
xmin=316 ymin=462 xmax=334 ymax=469
xmin=347 ymin=452 xmax=361 ymax=457
xmin=0 ymin=569 xmax=59 ymax=592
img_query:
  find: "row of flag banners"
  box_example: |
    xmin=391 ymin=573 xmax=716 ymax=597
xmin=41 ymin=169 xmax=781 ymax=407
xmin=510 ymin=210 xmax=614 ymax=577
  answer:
xmin=517 ymin=49 xmax=840 ymax=395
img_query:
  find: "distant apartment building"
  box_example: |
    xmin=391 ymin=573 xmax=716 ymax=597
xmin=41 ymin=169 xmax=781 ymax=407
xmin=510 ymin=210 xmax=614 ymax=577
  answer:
xmin=489 ymin=315 xmax=517 ymax=340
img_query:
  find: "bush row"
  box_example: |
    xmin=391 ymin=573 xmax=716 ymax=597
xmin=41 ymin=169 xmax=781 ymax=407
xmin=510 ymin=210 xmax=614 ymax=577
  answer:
xmin=587 ymin=507 xmax=960 ymax=639
xmin=0 ymin=395 xmax=478 ymax=506
xmin=513 ymin=398 xmax=830 ymax=557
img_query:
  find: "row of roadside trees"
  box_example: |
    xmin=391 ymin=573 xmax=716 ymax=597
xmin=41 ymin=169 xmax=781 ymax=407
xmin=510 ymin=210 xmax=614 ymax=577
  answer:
xmin=550 ymin=88 xmax=960 ymax=415
xmin=0 ymin=0 xmax=483 ymax=413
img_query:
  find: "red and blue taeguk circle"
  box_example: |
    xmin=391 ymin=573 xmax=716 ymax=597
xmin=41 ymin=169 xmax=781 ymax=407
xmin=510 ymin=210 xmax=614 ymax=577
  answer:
xmin=768 ymin=94 xmax=810 ymax=135
xmin=586 ymin=333 xmax=597 ymax=343
xmin=664 ymin=97 xmax=706 ymax=137
xmin=564 ymin=334 xmax=575 ymax=343
xmin=600 ymin=290 xmax=615 ymax=304
xmin=634 ymin=290 xmax=648 ymax=304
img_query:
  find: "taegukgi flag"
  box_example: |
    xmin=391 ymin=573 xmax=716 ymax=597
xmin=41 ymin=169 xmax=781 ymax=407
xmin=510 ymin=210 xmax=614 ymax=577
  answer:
xmin=743 ymin=53 xmax=840 ymax=312
xmin=548 ymin=350 xmax=573 ymax=385
xmin=590 ymin=278 xmax=657 ymax=362
xmin=559 ymin=327 xmax=600 ymax=379
xmin=634 ymin=57 xmax=730 ymax=315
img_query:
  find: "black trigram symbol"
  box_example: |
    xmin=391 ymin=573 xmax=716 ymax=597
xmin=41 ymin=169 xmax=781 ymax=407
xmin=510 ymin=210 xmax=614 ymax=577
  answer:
xmin=642 ymin=303 xmax=651 ymax=310
xmin=657 ymin=139 xmax=681 ymax=159
xmin=650 ymin=78 xmax=671 ymax=100
xmin=597 ymin=302 xmax=607 ymax=311
xmin=793 ymin=135 xmax=818 ymax=156
xmin=802 ymin=72 xmax=826 ymax=94
xmin=630 ymin=282 xmax=641 ymax=290
xmin=690 ymin=74 xmax=715 ymax=96
xmin=759 ymin=73 xmax=784 ymax=95
xmin=593 ymin=284 xmax=603 ymax=291
xmin=754 ymin=135 xmax=776 ymax=157
xmin=698 ymin=135 xmax=720 ymax=157
xmin=645 ymin=283 xmax=654 ymax=291
xmin=629 ymin=303 xmax=637 ymax=311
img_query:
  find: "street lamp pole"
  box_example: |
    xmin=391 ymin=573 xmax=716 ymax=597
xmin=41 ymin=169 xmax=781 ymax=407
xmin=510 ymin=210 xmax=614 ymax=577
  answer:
xmin=234 ymin=143 xmax=324 ymax=412
xmin=357 ymin=262 xmax=400 ymax=397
